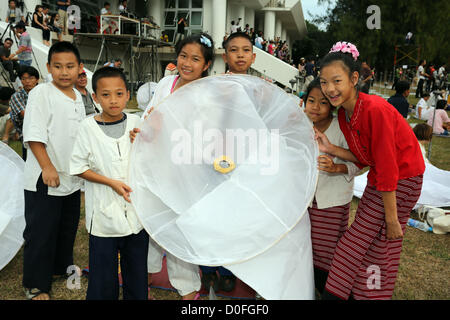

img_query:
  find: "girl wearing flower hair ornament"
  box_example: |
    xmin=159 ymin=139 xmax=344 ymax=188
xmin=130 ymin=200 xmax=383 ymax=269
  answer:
xmin=315 ymin=41 xmax=425 ymax=300
xmin=131 ymin=33 xmax=215 ymax=300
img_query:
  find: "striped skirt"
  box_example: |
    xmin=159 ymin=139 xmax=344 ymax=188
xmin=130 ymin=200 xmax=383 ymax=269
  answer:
xmin=324 ymin=175 xmax=423 ymax=300
xmin=308 ymin=201 xmax=350 ymax=272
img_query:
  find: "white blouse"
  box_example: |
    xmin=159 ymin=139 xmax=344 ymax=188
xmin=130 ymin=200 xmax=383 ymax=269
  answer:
xmin=313 ymin=117 xmax=360 ymax=209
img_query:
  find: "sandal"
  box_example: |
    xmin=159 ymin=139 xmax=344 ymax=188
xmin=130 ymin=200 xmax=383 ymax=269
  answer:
xmin=219 ymin=275 xmax=236 ymax=292
xmin=201 ymin=272 xmax=219 ymax=292
xmin=24 ymin=288 xmax=50 ymax=300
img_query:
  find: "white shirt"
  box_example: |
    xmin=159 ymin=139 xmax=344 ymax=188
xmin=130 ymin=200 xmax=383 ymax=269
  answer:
xmin=23 ymin=82 xmax=85 ymax=195
xmin=438 ymin=66 xmax=445 ymax=78
xmin=100 ymin=8 xmax=108 ymax=15
xmin=70 ymin=114 xmax=143 ymax=237
xmin=416 ymin=98 xmax=430 ymax=120
xmin=417 ymin=65 xmax=425 ymax=80
xmin=313 ymin=117 xmax=360 ymax=209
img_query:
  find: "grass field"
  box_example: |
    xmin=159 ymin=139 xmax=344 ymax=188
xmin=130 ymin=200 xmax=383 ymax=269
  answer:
xmin=0 ymin=92 xmax=449 ymax=300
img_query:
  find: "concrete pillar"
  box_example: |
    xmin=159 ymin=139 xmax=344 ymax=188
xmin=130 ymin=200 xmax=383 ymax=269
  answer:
xmin=212 ymin=0 xmax=227 ymax=48
xmin=236 ymin=5 xmax=245 ymax=31
xmin=245 ymin=8 xmax=255 ymax=30
xmin=24 ymin=0 xmax=40 ymax=15
xmin=147 ymin=0 xmax=162 ymax=27
xmin=275 ymin=19 xmax=282 ymax=39
xmin=281 ymin=27 xmax=287 ymax=41
xmin=203 ymin=0 xmax=213 ymax=35
xmin=264 ymin=10 xmax=275 ymax=41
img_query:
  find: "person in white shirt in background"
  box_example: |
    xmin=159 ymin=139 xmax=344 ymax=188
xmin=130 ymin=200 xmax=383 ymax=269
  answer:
xmin=415 ymin=92 xmax=431 ymax=120
xmin=415 ymin=59 xmax=429 ymax=98
xmin=100 ymin=2 xmax=118 ymax=34
xmin=70 ymin=67 xmax=148 ymax=300
xmin=303 ymin=78 xmax=360 ymax=297
xmin=22 ymin=41 xmax=85 ymax=301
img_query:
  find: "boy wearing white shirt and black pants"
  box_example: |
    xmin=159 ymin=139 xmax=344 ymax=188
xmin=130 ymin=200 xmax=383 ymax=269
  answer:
xmin=70 ymin=67 xmax=148 ymax=300
xmin=22 ymin=42 xmax=85 ymax=300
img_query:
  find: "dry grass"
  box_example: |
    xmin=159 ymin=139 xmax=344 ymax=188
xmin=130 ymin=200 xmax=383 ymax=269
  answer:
xmin=1 ymin=92 xmax=449 ymax=300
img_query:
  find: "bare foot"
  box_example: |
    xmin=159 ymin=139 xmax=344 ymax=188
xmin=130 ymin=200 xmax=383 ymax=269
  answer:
xmin=32 ymin=293 xmax=50 ymax=300
xmin=182 ymin=291 xmax=199 ymax=300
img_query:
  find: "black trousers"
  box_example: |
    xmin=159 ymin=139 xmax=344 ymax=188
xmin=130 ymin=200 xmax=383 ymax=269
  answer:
xmin=22 ymin=175 xmax=81 ymax=293
xmin=1 ymin=60 xmax=20 ymax=82
xmin=86 ymin=229 xmax=149 ymax=300
xmin=416 ymin=78 xmax=424 ymax=98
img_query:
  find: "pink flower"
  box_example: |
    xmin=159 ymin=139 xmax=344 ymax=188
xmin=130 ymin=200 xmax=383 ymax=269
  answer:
xmin=329 ymin=41 xmax=359 ymax=61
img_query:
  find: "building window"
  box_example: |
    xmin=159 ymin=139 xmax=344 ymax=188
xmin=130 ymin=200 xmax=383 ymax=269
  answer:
xmin=163 ymin=0 xmax=203 ymax=41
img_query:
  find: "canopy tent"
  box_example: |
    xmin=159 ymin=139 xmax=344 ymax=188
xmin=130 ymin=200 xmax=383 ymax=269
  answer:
xmin=129 ymin=74 xmax=318 ymax=299
xmin=0 ymin=143 xmax=25 ymax=271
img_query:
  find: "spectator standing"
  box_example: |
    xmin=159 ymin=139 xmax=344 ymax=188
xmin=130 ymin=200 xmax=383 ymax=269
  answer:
xmin=75 ymin=68 xmax=98 ymax=116
xmin=174 ymin=17 xmax=188 ymax=45
xmin=13 ymin=22 xmax=33 ymax=67
xmin=387 ymin=80 xmax=411 ymax=118
xmin=6 ymin=0 xmax=25 ymax=24
xmin=57 ymin=0 xmax=71 ymax=35
xmin=304 ymin=58 xmax=315 ymax=88
xmin=0 ymin=38 xmax=21 ymax=82
xmin=415 ymin=60 xmax=428 ymax=98
xmin=438 ymin=64 xmax=446 ymax=89
xmin=360 ymin=61 xmax=373 ymax=94
xmin=254 ymin=32 xmax=264 ymax=49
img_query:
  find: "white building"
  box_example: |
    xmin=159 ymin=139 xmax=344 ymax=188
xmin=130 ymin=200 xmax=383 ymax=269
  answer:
xmin=1 ymin=0 xmax=307 ymax=87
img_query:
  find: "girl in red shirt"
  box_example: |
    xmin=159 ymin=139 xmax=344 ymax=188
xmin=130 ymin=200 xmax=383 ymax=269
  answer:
xmin=315 ymin=42 xmax=425 ymax=300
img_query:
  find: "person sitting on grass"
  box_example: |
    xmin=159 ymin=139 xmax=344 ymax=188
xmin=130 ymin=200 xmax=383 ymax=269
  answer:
xmin=427 ymin=99 xmax=450 ymax=135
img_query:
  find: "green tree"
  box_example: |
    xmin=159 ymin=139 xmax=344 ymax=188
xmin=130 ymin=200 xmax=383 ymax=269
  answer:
xmin=313 ymin=0 xmax=450 ymax=72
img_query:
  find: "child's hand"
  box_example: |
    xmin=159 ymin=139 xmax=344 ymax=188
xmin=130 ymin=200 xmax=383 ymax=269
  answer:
xmin=129 ymin=127 xmax=140 ymax=143
xmin=314 ymin=127 xmax=335 ymax=155
xmin=317 ymin=154 xmax=338 ymax=173
xmin=42 ymin=165 xmax=60 ymax=188
xmin=110 ymin=180 xmax=133 ymax=203
xmin=386 ymin=220 xmax=403 ymax=240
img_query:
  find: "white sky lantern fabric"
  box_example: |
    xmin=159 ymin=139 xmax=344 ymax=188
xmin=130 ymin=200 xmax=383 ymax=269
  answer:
xmin=354 ymin=163 xmax=450 ymax=209
xmin=0 ymin=143 xmax=25 ymax=271
xmin=129 ymin=74 xmax=318 ymax=299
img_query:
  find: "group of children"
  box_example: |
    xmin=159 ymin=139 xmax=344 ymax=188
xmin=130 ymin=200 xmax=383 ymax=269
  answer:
xmin=20 ymin=33 xmax=425 ymax=301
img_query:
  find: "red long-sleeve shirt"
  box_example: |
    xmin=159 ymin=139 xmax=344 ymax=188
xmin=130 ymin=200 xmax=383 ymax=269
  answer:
xmin=338 ymin=92 xmax=425 ymax=191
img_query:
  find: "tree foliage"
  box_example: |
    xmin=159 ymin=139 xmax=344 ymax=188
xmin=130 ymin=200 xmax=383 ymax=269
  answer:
xmin=305 ymin=0 xmax=449 ymax=71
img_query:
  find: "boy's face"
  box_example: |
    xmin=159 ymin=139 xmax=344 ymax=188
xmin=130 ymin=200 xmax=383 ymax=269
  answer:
xmin=223 ymin=37 xmax=255 ymax=74
xmin=20 ymin=73 xmax=39 ymax=92
xmin=47 ymin=52 xmax=82 ymax=90
xmin=93 ymin=76 xmax=129 ymax=120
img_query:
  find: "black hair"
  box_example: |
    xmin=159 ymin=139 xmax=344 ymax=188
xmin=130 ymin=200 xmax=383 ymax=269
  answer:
xmin=175 ymin=33 xmax=214 ymax=77
xmin=304 ymin=77 xmax=334 ymax=116
xmin=48 ymin=41 xmax=81 ymax=64
xmin=104 ymin=2 xmax=110 ymax=6
xmin=0 ymin=87 xmax=15 ymax=101
xmin=14 ymin=21 xmax=26 ymax=31
xmin=222 ymin=31 xmax=253 ymax=51
xmin=4 ymin=38 xmax=13 ymax=43
xmin=422 ymin=92 xmax=430 ymax=98
xmin=436 ymin=99 xmax=447 ymax=110
xmin=19 ymin=66 xmax=40 ymax=80
xmin=395 ymin=80 xmax=410 ymax=95
xmin=92 ymin=66 xmax=128 ymax=93
xmin=320 ymin=51 xmax=361 ymax=79
xmin=34 ymin=5 xmax=42 ymax=12
xmin=413 ymin=123 xmax=433 ymax=141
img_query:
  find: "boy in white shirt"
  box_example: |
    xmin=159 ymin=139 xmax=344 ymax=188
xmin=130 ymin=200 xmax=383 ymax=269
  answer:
xmin=22 ymin=41 xmax=85 ymax=300
xmin=70 ymin=67 xmax=148 ymax=300
xmin=416 ymin=92 xmax=431 ymax=120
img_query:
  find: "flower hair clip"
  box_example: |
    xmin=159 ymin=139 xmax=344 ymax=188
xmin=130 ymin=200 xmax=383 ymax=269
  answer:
xmin=200 ymin=35 xmax=212 ymax=48
xmin=329 ymin=41 xmax=359 ymax=61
